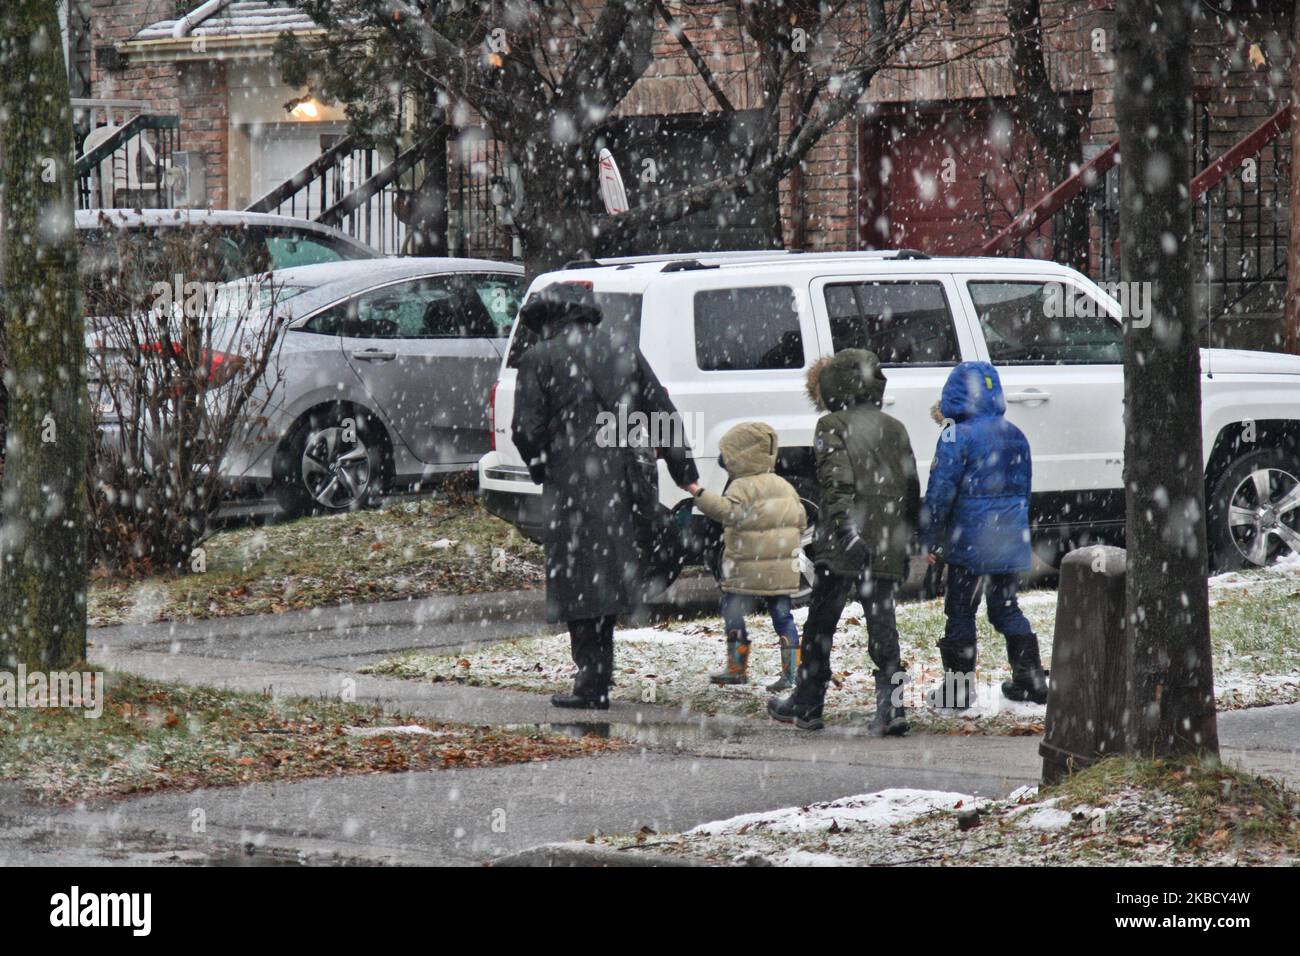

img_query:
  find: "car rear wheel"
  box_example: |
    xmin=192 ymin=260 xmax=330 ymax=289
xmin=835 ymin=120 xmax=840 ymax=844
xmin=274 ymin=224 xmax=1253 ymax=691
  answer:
xmin=1209 ymin=449 xmax=1300 ymax=570
xmin=781 ymin=476 xmax=820 ymax=605
xmin=275 ymin=407 xmax=386 ymax=516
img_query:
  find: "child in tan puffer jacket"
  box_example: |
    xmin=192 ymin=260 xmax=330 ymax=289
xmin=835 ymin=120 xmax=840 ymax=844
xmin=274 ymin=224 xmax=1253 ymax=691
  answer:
xmin=684 ymin=421 xmax=808 ymax=690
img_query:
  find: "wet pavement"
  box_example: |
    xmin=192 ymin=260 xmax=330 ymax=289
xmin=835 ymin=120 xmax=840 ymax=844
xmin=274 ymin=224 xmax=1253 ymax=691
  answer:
xmin=3 ymin=586 xmax=1290 ymax=865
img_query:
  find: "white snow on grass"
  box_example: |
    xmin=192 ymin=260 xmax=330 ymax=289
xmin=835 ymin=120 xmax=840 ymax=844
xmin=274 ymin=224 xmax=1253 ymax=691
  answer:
xmin=1013 ymin=806 xmax=1075 ymax=831
xmin=600 ymin=769 xmax=1298 ymax=865
xmin=368 ymin=558 xmax=1300 ymax=733
xmin=342 ymin=725 xmax=451 ymax=738
xmin=688 ymin=789 xmax=984 ymax=836
xmin=771 ymin=850 xmax=852 ymax=866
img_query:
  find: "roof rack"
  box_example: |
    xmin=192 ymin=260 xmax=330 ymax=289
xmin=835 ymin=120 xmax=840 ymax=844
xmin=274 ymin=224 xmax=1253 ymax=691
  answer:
xmin=560 ymin=249 xmax=797 ymax=269
xmin=660 ymin=259 xmax=720 ymax=272
xmin=557 ymin=248 xmax=937 ymax=271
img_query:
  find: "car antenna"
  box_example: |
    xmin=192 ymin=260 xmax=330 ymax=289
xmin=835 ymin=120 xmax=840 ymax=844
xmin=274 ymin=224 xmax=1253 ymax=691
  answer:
xmin=1205 ymin=279 xmax=1214 ymax=379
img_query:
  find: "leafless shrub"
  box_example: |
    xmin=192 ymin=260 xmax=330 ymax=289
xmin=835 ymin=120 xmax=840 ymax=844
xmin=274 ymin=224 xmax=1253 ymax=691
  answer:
xmin=84 ymin=225 xmax=287 ymax=574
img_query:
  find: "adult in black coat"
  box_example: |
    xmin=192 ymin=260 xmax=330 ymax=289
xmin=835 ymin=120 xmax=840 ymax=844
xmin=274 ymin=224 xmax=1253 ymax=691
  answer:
xmin=512 ymin=289 xmax=697 ymax=708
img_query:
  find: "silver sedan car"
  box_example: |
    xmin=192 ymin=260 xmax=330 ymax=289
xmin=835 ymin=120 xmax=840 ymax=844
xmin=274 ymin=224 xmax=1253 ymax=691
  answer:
xmin=217 ymin=258 xmax=525 ymax=513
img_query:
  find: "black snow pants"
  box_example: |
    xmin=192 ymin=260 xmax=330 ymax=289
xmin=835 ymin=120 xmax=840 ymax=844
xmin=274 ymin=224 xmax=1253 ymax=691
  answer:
xmin=796 ymin=566 xmax=901 ymax=703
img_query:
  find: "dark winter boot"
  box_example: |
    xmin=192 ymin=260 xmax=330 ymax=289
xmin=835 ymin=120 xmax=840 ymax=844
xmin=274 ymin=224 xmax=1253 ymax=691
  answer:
xmin=551 ymin=688 xmax=610 ymax=709
xmin=765 ymin=636 xmax=799 ymax=692
xmin=553 ymin=619 xmax=612 ymax=709
xmin=928 ymin=639 xmax=978 ymax=710
xmin=767 ymin=634 xmax=828 ymax=730
xmin=766 ymin=683 xmax=825 ymax=730
xmin=551 ymin=658 xmax=610 ymax=709
xmin=710 ymin=632 xmax=751 ymax=685
xmin=1001 ymin=633 xmax=1049 ymax=704
xmin=868 ymin=668 xmax=910 ymax=737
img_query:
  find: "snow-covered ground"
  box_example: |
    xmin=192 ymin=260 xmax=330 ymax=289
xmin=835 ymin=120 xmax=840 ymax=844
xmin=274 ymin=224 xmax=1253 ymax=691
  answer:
xmin=589 ymin=766 xmax=1298 ymax=866
xmin=369 ymin=556 xmax=1300 ymax=735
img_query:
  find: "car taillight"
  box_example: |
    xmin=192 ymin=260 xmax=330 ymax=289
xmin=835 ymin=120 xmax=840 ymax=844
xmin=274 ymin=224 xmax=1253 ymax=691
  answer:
xmin=205 ymin=350 xmax=245 ymax=387
xmin=489 ymin=380 xmax=499 ymax=451
xmin=140 ymin=341 xmax=245 ymax=389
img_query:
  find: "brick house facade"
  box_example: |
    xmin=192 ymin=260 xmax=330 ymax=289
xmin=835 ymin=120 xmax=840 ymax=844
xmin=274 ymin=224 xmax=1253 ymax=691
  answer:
xmin=85 ymin=1 xmax=1294 ymax=278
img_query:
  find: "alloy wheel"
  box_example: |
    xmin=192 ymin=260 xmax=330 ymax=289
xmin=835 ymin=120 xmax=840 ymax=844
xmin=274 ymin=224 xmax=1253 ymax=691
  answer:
xmin=301 ymin=425 xmax=372 ymax=510
xmin=1227 ymin=466 xmax=1300 ymax=566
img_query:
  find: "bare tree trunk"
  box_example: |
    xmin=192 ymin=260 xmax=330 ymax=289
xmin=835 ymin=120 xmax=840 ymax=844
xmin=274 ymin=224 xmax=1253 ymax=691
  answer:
xmin=0 ymin=0 xmax=90 ymax=671
xmin=1284 ymin=0 xmax=1300 ymax=354
xmin=402 ymin=120 xmax=449 ymax=257
xmin=515 ymin=145 xmax=601 ymax=279
xmin=1006 ymin=0 xmax=1085 ymax=268
xmin=1115 ymin=0 xmax=1219 ymax=759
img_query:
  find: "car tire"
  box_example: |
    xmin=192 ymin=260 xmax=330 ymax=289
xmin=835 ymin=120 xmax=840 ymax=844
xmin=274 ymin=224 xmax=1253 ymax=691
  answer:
xmin=1208 ymin=448 xmax=1300 ymax=571
xmin=274 ymin=405 xmax=387 ymax=517
xmin=786 ymin=476 xmax=821 ymax=605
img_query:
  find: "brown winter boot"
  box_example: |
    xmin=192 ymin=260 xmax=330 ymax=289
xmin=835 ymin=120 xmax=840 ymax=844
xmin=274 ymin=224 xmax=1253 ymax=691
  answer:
xmin=710 ymin=632 xmax=750 ymax=685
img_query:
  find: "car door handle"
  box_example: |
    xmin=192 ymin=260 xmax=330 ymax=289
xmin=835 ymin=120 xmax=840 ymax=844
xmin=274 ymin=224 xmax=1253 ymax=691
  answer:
xmin=352 ymin=349 xmax=396 ymax=362
xmin=1005 ymin=389 xmax=1052 ymax=404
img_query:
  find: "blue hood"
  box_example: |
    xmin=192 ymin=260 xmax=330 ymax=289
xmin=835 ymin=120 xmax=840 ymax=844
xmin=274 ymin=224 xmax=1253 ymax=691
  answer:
xmin=940 ymin=361 xmax=1006 ymax=422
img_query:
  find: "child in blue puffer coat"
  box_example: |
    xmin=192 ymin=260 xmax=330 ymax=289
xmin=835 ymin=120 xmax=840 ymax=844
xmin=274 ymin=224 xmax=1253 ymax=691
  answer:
xmin=921 ymin=362 xmax=1049 ymax=709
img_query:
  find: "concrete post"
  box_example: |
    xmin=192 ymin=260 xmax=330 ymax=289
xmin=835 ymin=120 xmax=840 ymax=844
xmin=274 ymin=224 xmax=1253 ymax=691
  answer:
xmin=1040 ymin=545 xmax=1131 ymax=785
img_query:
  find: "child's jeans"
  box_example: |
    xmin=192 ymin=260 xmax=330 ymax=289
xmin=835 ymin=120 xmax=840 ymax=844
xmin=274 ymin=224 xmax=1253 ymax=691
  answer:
xmin=943 ymin=564 xmax=1033 ymax=643
xmin=720 ymin=593 xmax=799 ymax=645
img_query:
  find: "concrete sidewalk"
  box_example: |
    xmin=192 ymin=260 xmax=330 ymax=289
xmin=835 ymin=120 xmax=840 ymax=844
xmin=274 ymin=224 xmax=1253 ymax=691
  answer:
xmin=89 ymin=575 xmax=720 ymax=670
xmin=67 ymin=632 xmax=1300 ymax=865
xmin=16 ymin=582 xmax=1288 ymax=866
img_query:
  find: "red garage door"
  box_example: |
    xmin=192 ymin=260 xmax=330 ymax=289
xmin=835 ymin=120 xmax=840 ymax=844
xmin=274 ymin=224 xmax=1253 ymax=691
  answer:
xmin=858 ymin=100 xmax=1061 ymax=255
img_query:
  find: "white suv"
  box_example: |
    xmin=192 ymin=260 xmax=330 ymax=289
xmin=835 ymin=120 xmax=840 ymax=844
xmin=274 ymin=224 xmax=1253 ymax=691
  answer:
xmin=479 ymin=250 xmax=1300 ymax=574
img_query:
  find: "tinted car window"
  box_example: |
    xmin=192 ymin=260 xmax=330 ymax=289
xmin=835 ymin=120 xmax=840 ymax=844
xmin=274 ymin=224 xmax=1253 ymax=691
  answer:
xmin=694 ymin=285 xmax=803 ymax=370
xmin=466 ymin=273 xmax=525 ymax=336
xmin=968 ymin=280 xmax=1122 ymax=365
xmin=824 ymin=280 xmax=958 ymax=366
xmin=320 ymin=275 xmax=509 ymax=340
xmin=301 ymin=305 xmax=344 ymax=336
xmin=346 ymin=277 xmax=459 ymax=339
xmin=79 ymin=226 xmax=262 ymax=285
xmin=263 ymin=232 xmax=363 ymax=269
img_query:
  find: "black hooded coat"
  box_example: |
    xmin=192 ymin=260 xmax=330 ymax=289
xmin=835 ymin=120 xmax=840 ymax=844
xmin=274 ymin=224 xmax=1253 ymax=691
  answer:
xmin=512 ymin=294 xmax=697 ymax=622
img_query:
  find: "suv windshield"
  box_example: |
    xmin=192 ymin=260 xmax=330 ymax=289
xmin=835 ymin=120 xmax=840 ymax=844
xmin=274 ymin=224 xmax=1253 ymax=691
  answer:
xmin=506 ymin=290 xmax=643 ymax=367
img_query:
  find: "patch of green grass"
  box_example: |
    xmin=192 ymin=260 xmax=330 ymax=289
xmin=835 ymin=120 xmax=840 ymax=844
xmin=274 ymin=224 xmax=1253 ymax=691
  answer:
xmin=88 ymin=497 xmax=543 ymax=626
xmin=1047 ymin=756 xmax=1300 ymax=853
xmin=1208 ymin=575 xmax=1300 ymax=679
xmin=0 ymin=672 xmax=620 ymax=804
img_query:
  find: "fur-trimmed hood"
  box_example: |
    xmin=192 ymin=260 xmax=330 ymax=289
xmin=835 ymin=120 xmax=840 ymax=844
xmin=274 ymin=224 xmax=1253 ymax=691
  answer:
xmin=805 ymin=349 xmax=887 ymax=412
